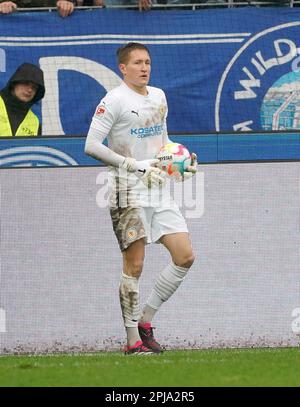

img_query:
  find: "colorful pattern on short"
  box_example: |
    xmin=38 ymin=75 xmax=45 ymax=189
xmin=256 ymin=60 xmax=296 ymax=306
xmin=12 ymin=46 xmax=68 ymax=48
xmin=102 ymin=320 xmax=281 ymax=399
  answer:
xmin=110 ymin=206 xmax=146 ymax=251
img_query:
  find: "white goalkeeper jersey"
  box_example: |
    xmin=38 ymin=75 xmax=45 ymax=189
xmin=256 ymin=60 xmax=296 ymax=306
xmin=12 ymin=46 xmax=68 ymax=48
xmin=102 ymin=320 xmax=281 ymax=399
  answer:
xmin=88 ymin=82 xmax=172 ymax=207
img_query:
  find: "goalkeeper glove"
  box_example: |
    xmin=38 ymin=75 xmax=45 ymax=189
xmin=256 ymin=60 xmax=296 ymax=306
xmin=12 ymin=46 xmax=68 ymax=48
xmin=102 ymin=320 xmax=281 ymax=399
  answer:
xmin=122 ymin=157 xmax=166 ymax=188
xmin=174 ymin=153 xmax=198 ymax=182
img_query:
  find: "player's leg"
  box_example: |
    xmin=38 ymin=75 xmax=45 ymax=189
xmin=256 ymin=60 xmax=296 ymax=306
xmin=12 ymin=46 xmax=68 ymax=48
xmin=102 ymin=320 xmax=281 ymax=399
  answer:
xmin=110 ymin=206 xmax=154 ymax=354
xmin=121 ymin=241 xmax=155 ymax=355
xmin=138 ymin=232 xmax=195 ymax=352
xmin=160 ymin=232 xmax=195 ymax=268
xmin=120 ymin=239 xmax=144 ymax=346
xmin=140 ymin=232 xmax=195 ymax=324
xmin=122 ymin=237 xmax=145 ymax=278
xmin=138 ymin=206 xmax=195 ymax=352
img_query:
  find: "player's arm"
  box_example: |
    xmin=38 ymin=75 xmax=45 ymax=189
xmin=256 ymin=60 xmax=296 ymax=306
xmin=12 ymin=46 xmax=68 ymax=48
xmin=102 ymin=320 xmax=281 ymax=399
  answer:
xmin=85 ymin=128 xmax=165 ymax=188
xmin=85 ymin=98 xmax=128 ymax=166
xmin=85 ymin=102 xmax=165 ymax=188
xmin=85 ymin=126 xmax=124 ymax=167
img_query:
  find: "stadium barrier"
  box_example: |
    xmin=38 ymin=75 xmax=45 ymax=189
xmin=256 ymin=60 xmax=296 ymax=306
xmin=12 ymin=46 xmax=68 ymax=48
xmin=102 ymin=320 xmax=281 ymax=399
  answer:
xmin=0 ymin=132 xmax=299 ymax=353
xmin=0 ymin=163 xmax=299 ymax=353
xmin=0 ymin=132 xmax=300 ymax=167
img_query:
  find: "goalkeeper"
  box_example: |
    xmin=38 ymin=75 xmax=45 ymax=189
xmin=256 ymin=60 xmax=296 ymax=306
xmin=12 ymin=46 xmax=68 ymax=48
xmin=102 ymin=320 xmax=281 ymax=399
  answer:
xmin=85 ymin=42 xmax=197 ymax=355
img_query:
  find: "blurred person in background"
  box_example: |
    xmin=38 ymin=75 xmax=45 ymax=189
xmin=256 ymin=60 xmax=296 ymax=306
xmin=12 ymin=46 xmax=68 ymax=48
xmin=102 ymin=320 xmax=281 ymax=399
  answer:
xmin=0 ymin=63 xmax=45 ymax=137
xmin=0 ymin=0 xmax=75 ymax=17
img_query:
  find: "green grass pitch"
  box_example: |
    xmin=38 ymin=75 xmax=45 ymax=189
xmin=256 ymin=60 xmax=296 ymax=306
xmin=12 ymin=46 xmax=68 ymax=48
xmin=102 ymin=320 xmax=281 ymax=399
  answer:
xmin=0 ymin=347 xmax=299 ymax=387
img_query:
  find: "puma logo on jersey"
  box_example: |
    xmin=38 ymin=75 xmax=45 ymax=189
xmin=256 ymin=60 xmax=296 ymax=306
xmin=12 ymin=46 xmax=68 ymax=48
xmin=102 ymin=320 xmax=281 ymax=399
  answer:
xmin=131 ymin=110 xmax=139 ymax=116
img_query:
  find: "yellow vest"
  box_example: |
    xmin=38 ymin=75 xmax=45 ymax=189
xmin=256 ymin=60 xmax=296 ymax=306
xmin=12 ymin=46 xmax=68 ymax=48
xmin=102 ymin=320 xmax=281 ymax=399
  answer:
xmin=0 ymin=96 xmax=39 ymax=137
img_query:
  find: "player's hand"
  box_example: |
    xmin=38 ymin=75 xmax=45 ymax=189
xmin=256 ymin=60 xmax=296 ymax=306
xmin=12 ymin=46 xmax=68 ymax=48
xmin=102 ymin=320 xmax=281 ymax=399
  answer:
xmin=138 ymin=165 xmax=166 ymax=188
xmin=122 ymin=157 xmax=166 ymax=188
xmin=0 ymin=2 xmax=17 ymax=14
xmin=56 ymin=0 xmax=74 ymax=18
xmin=122 ymin=157 xmax=157 ymax=172
xmin=175 ymin=153 xmax=198 ymax=182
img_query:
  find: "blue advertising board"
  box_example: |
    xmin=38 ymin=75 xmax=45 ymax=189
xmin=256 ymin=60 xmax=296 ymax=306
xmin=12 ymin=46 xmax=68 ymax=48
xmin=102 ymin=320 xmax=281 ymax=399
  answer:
xmin=2 ymin=8 xmax=300 ymax=134
xmin=0 ymin=133 xmax=299 ymax=168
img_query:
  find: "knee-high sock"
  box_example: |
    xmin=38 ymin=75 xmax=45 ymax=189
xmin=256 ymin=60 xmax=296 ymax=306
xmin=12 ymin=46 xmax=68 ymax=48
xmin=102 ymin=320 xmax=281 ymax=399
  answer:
xmin=140 ymin=262 xmax=189 ymax=323
xmin=119 ymin=272 xmax=141 ymax=346
xmin=119 ymin=272 xmax=140 ymax=328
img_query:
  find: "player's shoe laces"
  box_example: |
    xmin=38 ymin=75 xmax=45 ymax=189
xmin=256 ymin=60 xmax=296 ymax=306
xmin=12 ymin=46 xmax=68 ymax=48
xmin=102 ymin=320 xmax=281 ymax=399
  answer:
xmin=138 ymin=322 xmax=164 ymax=354
xmin=124 ymin=340 xmax=154 ymax=355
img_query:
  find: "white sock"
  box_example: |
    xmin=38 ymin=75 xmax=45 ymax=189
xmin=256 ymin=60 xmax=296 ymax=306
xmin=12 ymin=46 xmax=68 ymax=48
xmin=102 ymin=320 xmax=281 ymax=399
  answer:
xmin=139 ymin=303 xmax=158 ymax=325
xmin=141 ymin=262 xmax=189 ymax=323
xmin=119 ymin=272 xmax=141 ymax=345
xmin=126 ymin=327 xmax=141 ymax=347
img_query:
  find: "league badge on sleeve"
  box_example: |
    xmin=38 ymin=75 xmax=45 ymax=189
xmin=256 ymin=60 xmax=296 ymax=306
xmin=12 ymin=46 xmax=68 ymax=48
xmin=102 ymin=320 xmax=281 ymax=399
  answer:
xmin=95 ymin=105 xmax=106 ymax=116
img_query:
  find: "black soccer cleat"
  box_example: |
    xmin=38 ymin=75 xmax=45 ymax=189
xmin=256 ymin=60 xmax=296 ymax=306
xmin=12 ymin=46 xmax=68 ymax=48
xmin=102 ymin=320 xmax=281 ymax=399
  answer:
xmin=138 ymin=323 xmax=164 ymax=354
xmin=124 ymin=340 xmax=154 ymax=356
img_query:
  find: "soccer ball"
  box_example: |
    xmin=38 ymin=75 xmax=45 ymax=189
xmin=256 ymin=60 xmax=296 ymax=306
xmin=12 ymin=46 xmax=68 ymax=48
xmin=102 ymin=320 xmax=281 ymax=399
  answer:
xmin=156 ymin=142 xmax=191 ymax=177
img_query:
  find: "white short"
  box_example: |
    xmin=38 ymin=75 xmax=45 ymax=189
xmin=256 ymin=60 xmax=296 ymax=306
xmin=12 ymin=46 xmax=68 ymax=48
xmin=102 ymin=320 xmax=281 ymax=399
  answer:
xmin=110 ymin=204 xmax=188 ymax=251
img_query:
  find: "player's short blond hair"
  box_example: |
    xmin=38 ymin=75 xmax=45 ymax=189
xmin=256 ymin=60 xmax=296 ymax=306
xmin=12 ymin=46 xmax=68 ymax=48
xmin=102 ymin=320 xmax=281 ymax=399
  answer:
xmin=117 ymin=42 xmax=151 ymax=65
